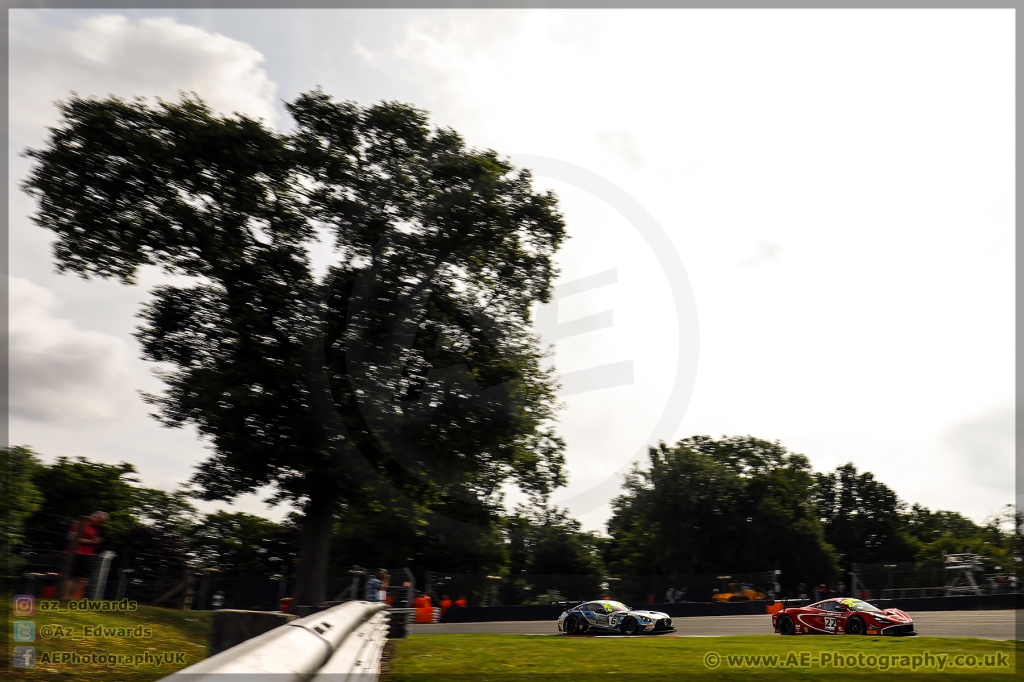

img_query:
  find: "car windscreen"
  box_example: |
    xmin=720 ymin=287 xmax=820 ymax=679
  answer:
xmin=598 ymin=601 xmax=630 ymax=613
xmin=842 ymin=599 xmax=881 ymax=612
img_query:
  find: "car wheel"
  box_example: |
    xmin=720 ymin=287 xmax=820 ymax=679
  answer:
xmin=564 ymin=617 xmax=580 ymax=635
xmin=621 ymin=617 xmax=639 ymax=636
xmin=846 ymin=616 xmax=866 ymax=636
xmin=777 ymin=615 xmax=795 ymax=635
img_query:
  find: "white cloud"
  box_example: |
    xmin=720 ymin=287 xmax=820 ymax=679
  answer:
xmin=946 ymin=404 xmax=1015 ymax=493
xmin=10 ymin=13 xmax=279 ymax=141
xmin=739 ymin=242 xmax=782 ymax=268
xmin=9 ymin=277 xmax=143 ymax=426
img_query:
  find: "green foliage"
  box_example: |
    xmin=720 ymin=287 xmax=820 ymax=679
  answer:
xmin=23 ymin=91 xmax=568 ymax=601
xmin=190 ymin=510 xmax=297 ymax=578
xmin=329 ymin=498 xmax=507 ymax=576
xmin=902 ymin=503 xmax=1017 ymax=571
xmin=133 ymin=488 xmax=199 ymax=536
xmin=1 ymin=446 xmax=44 ymax=575
xmin=25 ymin=455 xmax=143 ymax=550
xmin=814 ymin=463 xmax=917 ymax=566
xmin=605 ymin=436 xmax=839 ymax=587
xmin=509 ymin=507 xmax=604 ymax=605
xmin=516 ymin=507 xmax=603 ymax=576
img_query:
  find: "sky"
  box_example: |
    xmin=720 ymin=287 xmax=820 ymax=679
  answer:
xmin=8 ymin=8 xmax=1016 ymax=533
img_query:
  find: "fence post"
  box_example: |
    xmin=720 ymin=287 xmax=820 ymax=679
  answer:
xmin=198 ymin=569 xmax=213 ymax=610
xmin=115 ymin=568 xmax=131 ymax=600
xmin=181 ymin=570 xmax=197 ymax=610
xmin=89 ymin=551 xmax=116 ymax=600
xmin=277 ymin=567 xmax=288 ymax=606
xmin=152 ymin=563 xmax=167 ymax=603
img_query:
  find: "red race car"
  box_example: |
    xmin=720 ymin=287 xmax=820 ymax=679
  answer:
xmin=772 ymin=597 xmax=916 ymax=636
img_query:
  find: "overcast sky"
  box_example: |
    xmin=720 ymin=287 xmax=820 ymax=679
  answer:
xmin=9 ymin=8 xmax=1015 ymax=532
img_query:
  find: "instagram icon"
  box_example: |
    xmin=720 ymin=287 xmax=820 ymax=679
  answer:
xmin=13 ymin=594 xmax=35 ymax=617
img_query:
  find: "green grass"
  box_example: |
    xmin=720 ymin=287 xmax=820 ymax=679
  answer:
xmin=390 ymin=634 xmax=1020 ymax=681
xmin=2 ymin=595 xmax=211 ymax=680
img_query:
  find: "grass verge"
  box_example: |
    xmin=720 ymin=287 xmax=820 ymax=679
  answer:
xmin=388 ymin=634 xmax=1019 ymax=681
xmin=2 ymin=595 xmax=210 ymax=680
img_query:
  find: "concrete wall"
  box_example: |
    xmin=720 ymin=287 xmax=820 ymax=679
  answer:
xmin=441 ymin=594 xmax=1021 ymax=623
xmin=208 ymin=609 xmax=298 ymax=656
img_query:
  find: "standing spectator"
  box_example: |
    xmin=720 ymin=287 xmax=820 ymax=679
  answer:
xmin=415 ymin=593 xmax=433 ymax=623
xmin=455 ymin=595 xmax=467 ymax=608
xmin=366 ymin=569 xmax=389 ymax=602
xmin=836 ymin=581 xmax=847 ymax=597
xmin=676 ymin=587 xmax=687 ymax=602
xmin=1009 ymin=574 xmax=1018 ymax=593
xmin=212 ymin=591 xmax=225 ymax=610
xmin=665 ymin=587 xmax=676 ymax=604
xmin=440 ymin=595 xmax=453 ymax=621
xmin=61 ymin=512 xmax=109 ymax=599
xmin=797 ymin=582 xmax=809 ymax=602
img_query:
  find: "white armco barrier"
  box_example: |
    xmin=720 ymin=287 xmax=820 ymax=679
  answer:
xmin=163 ymin=601 xmax=388 ymax=681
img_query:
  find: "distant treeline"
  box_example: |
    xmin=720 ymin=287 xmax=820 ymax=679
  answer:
xmin=3 ymin=437 xmax=1019 ymax=601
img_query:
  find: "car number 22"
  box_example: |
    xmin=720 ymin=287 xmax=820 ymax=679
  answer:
xmin=824 ymin=617 xmax=837 ymax=631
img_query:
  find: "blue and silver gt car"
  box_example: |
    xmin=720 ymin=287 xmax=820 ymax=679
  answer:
xmin=557 ymin=600 xmax=675 ymax=635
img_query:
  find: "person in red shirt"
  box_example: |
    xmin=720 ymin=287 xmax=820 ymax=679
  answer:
xmin=454 ymin=595 xmax=467 ymax=608
xmin=62 ymin=512 xmax=109 ymax=599
xmin=440 ymin=595 xmax=453 ymax=621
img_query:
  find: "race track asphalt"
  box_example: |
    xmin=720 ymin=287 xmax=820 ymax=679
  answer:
xmin=408 ymin=610 xmax=1019 ymax=640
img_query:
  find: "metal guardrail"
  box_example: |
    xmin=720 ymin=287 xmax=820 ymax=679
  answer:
xmin=163 ymin=600 xmax=389 ymax=681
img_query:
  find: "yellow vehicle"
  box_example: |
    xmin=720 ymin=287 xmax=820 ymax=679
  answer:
xmin=712 ymin=579 xmax=765 ymax=603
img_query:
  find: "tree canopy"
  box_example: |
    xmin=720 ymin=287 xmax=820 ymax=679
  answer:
xmin=23 ymin=91 xmax=568 ymax=604
xmin=605 ymin=436 xmax=840 ymax=587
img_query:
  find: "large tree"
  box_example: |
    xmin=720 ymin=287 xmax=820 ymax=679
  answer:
xmin=24 ymin=91 xmax=567 ymax=604
xmin=605 ymin=436 xmax=839 ymax=590
xmin=814 ymin=463 xmax=915 ymax=566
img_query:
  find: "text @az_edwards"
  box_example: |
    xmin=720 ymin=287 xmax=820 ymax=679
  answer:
xmin=703 ymin=650 xmax=1011 ymax=672
xmin=38 ymin=623 xmax=155 ymax=639
xmin=36 ymin=598 xmax=139 ymax=613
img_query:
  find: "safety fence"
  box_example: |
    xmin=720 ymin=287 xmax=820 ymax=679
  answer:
xmin=12 ymin=549 xmax=287 ymax=611
xmin=163 ymin=600 xmax=389 ymax=681
xmin=851 ymin=559 xmax=1019 ymax=600
xmin=424 ymin=570 xmax=779 ymax=607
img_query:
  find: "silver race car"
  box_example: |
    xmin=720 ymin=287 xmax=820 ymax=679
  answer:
xmin=557 ymin=600 xmax=675 ymax=635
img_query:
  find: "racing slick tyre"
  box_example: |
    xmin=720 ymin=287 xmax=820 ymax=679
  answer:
xmin=621 ymin=617 xmax=640 ymax=636
xmin=564 ymin=617 xmax=581 ymax=635
xmin=777 ymin=615 xmax=795 ymax=636
xmin=846 ymin=616 xmax=866 ymax=636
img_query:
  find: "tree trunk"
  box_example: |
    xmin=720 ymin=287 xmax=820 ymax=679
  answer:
xmin=291 ymin=488 xmax=337 ymax=607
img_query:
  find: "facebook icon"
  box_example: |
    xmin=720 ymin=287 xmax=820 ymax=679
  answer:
xmin=13 ymin=646 xmax=36 ymax=668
